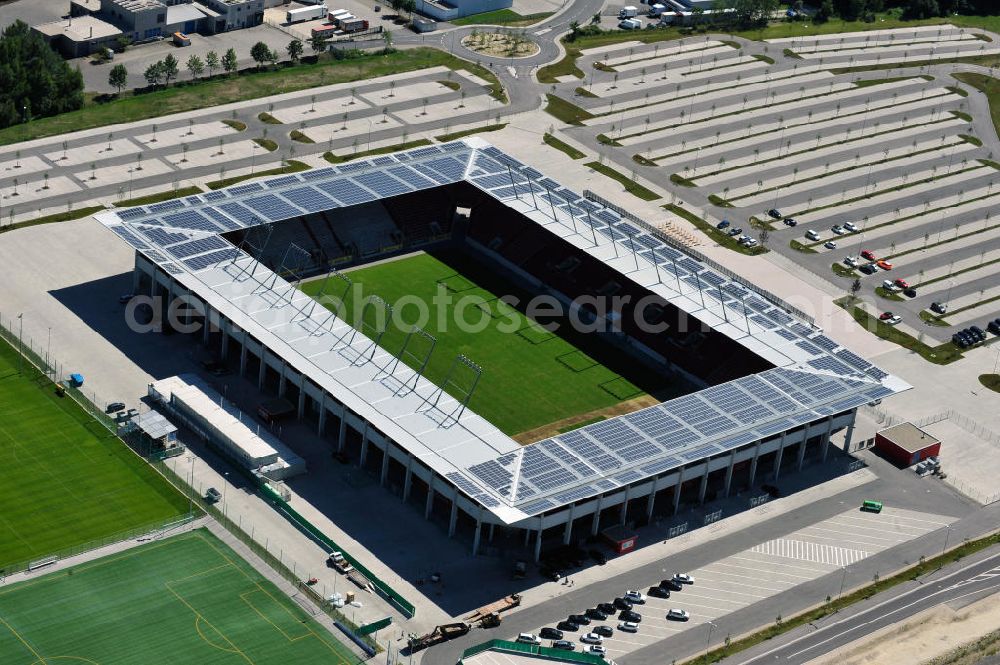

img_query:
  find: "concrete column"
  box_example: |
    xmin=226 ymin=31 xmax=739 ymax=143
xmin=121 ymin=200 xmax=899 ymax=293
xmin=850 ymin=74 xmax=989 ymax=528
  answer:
xmin=821 ymin=416 xmax=835 ymax=462
xmin=131 ymin=267 xmax=141 ymax=293
xmin=472 ymin=518 xmax=482 ymax=556
xmin=425 ymin=484 xmax=434 ymax=520
xmin=620 ymin=486 xmax=631 ymax=525
xmin=448 ymin=496 xmax=458 ymax=537
xmin=523 ymin=527 xmax=531 ymax=547
xmin=590 ymin=495 xmax=604 ymax=536
xmin=672 ymin=466 xmax=685 ymax=514
xmin=359 ymin=422 xmax=370 ymax=466
xmin=403 ymin=458 xmax=413 ymax=501
xmin=646 ymin=477 xmax=660 ymax=522
xmin=317 ymin=394 xmax=327 ymax=436
xmin=796 ymin=430 xmax=809 ymax=471
xmin=723 ymin=452 xmax=736 ymax=497
xmin=749 ymin=439 xmax=763 ymax=486
xmin=842 ymin=410 xmax=857 ymax=453
xmin=533 ymin=526 xmax=543 ymax=562
xmin=380 ymin=443 xmax=390 ymax=486
xmin=220 ymin=321 xmax=230 ymax=361
xmin=278 ymin=361 xmax=287 ymax=397
xmin=257 ymin=347 xmax=266 ymax=390
xmin=337 ymin=415 xmax=347 ymax=453
xmin=202 ymin=305 xmax=211 ymax=343
xmin=239 ymin=337 xmax=247 ymax=376
xmin=773 ymin=432 xmax=787 ymax=481
xmin=562 ymin=504 xmax=575 ymax=545
xmin=698 ymin=464 xmax=709 ymax=504
xmin=489 ymin=523 xmax=495 ymax=542
xmin=297 ymin=380 xmax=306 ymax=419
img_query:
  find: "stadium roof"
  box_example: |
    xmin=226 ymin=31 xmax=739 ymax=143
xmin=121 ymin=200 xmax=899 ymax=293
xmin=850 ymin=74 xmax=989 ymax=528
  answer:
xmin=95 ymin=138 xmax=908 ymax=525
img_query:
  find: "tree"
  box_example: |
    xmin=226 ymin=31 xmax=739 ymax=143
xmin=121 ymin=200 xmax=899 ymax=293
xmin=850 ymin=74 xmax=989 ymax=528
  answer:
xmin=310 ymin=33 xmax=326 ymax=56
xmin=834 ymin=0 xmax=865 ymax=21
xmin=850 ymin=278 xmax=862 ymax=300
xmin=143 ymin=61 xmax=165 ymax=88
xmin=108 ymin=63 xmax=128 ymax=94
xmin=161 ymin=54 xmax=179 ymax=86
xmin=0 ymin=20 xmax=84 ymax=129
xmin=222 ymin=47 xmax=238 ymax=75
xmin=250 ymin=41 xmax=272 ymax=69
xmin=186 ymin=54 xmax=204 ymax=79
xmin=114 ymin=35 xmax=131 ymax=53
xmin=286 ymin=38 xmax=303 ymax=63
xmin=815 ymin=0 xmax=834 ymax=21
xmin=903 ymin=0 xmax=940 ymax=18
xmin=267 ymin=47 xmax=279 ymax=69
xmin=382 ymin=28 xmax=393 ymax=51
xmin=205 ymin=50 xmax=220 ymax=77
xmin=732 ymin=0 xmax=779 ymax=27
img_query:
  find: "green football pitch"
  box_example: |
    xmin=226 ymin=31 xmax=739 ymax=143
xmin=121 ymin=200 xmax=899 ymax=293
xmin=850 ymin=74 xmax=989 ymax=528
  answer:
xmin=301 ymin=250 xmax=674 ymax=436
xmin=0 ymin=529 xmax=361 ymax=664
xmin=0 ymin=338 xmax=189 ymax=571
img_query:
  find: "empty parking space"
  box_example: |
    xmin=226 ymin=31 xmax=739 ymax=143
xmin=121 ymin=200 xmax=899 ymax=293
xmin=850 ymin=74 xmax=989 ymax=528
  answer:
xmin=513 ymin=507 xmax=954 ymax=661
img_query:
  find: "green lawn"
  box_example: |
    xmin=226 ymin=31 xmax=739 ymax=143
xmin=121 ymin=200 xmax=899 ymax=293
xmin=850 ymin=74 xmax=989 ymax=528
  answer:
xmin=450 ymin=9 xmax=553 ymax=26
xmin=0 ymin=529 xmax=360 ymax=664
xmin=301 ymin=251 xmax=673 ymax=436
xmin=0 ymin=340 xmax=189 ymax=571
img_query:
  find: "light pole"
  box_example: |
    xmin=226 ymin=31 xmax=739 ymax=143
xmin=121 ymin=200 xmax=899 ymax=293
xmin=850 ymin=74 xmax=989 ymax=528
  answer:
xmin=367 ymin=119 xmax=373 ymax=153
xmin=46 ymin=326 xmax=51 ymax=373
xmin=17 ymin=313 xmax=24 ymax=374
xmin=942 ymin=524 xmax=952 ymax=555
xmin=223 ymin=471 xmax=230 ymax=505
xmin=250 ymin=141 xmax=258 ymax=175
xmin=705 ymin=620 xmax=718 ymax=661
xmin=838 ymin=565 xmax=848 ymax=599
xmin=188 ymin=455 xmax=195 ymax=518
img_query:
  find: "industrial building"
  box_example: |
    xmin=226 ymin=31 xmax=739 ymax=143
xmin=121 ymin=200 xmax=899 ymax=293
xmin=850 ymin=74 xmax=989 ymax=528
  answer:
xmin=35 ymin=0 xmax=264 ymax=57
xmin=414 ymin=0 xmax=512 ymax=22
xmin=95 ymin=139 xmax=907 ymax=561
xmin=874 ymin=422 xmax=941 ymax=467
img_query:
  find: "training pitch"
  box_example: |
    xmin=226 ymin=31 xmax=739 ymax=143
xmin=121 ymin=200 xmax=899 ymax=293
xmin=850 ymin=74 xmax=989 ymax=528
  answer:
xmin=0 ymin=529 xmax=360 ymax=664
xmin=301 ymin=251 xmax=675 ymax=437
xmin=0 ymin=338 xmax=189 ymax=570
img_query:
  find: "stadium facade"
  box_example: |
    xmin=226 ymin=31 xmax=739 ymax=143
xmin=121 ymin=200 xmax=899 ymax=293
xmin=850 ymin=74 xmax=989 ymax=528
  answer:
xmin=96 ymin=138 xmax=908 ymax=560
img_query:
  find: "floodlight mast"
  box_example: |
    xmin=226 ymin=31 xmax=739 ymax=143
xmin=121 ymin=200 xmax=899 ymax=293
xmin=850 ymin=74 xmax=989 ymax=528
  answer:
xmin=420 ymin=354 xmax=482 ymax=427
xmin=376 ymin=327 xmax=437 ymax=397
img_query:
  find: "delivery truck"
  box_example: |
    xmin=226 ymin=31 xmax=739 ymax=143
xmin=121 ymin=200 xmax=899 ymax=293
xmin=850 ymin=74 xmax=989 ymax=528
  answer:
xmin=287 ymin=4 xmax=328 ymax=23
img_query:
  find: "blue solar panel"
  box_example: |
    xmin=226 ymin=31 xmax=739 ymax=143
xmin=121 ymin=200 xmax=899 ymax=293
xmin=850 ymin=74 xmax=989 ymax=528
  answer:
xmin=218 ymin=201 xmax=261 ymax=226
xmin=167 ymin=235 xmax=228 ymax=259
xmin=182 ymin=247 xmax=238 ymax=271
xmin=147 ymin=199 xmax=184 ymax=213
xmin=318 ymin=179 xmax=376 ymax=206
xmin=281 ymin=186 xmax=336 ymax=213
xmin=245 ymin=194 xmax=302 ymax=222
xmin=355 ymin=171 xmax=411 ymax=198
xmin=203 ymin=207 xmax=242 ymax=231
xmin=202 ymin=190 xmax=227 ymax=202
xmin=228 ymin=182 xmax=265 ymax=196
xmin=163 ymin=210 xmax=219 ymax=232
xmin=117 ymin=208 xmax=147 ymax=221
xmin=112 ymin=225 xmax=148 ymax=249
xmin=140 ymin=227 xmax=189 ymax=246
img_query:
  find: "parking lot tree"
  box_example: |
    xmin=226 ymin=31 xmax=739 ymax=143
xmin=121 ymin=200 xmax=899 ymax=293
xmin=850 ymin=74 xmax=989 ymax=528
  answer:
xmin=115 ymin=34 xmax=132 ymax=53
xmin=732 ymin=0 xmax=779 ymax=27
xmin=251 ymin=41 xmax=271 ymax=70
xmin=205 ymin=50 xmax=220 ymax=77
xmin=143 ymin=61 xmax=165 ymax=88
xmin=850 ymin=277 xmax=862 ymax=300
xmin=222 ymin=47 xmax=238 ymax=75
xmin=108 ymin=63 xmax=128 ymax=94
xmin=0 ymin=20 xmax=84 ymax=129
xmin=287 ymin=38 xmax=303 ymax=63
xmin=186 ymin=54 xmax=204 ymax=79
xmin=162 ymin=54 xmax=179 ymax=86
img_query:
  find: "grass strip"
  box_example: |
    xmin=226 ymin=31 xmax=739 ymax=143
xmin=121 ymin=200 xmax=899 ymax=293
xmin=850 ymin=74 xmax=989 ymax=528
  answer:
xmin=874 ymin=286 xmax=905 ymax=301
xmin=941 ymin=292 xmax=1000 ymax=318
xmin=920 ymin=310 xmax=951 ymax=327
xmin=324 ymin=139 xmax=432 ymax=164
xmin=831 ymin=262 xmax=858 ymax=278
xmin=253 ymin=137 xmax=278 ymax=151
xmin=914 ymin=257 xmax=1000 ymax=288
xmin=790 ymin=239 xmax=817 ymax=253
xmin=585 ymin=161 xmax=659 ymax=201
xmin=206 ymin=160 xmax=309 ymax=189
xmin=543 ymin=133 xmax=585 ymax=159
xmin=836 ymin=297 xmax=962 ymax=364
xmin=663 ymin=203 xmax=766 ymax=255
xmin=289 ymin=129 xmax=315 ymax=143
xmin=953 ymin=72 xmax=1000 ymax=145
xmin=0 ymin=205 xmax=104 ymax=234
xmin=707 ymin=194 xmax=733 ymax=207
xmin=670 ymin=173 xmax=696 ymax=187
xmin=979 ymin=374 xmax=1000 ymax=393
xmin=257 ymin=112 xmax=282 ymax=124
xmin=0 ymin=48 xmax=505 ymax=147
xmin=221 ymin=118 xmax=247 ymax=131
xmin=449 ymin=9 xmax=552 ymax=26
xmin=438 ymin=79 xmax=461 ymax=91
xmin=435 ymin=123 xmax=506 ymax=142
xmin=544 ymin=94 xmax=594 ymax=126
xmin=687 ymin=529 xmax=1000 ymax=664
xmin=115 ymin=185 xmax=202 ymax=207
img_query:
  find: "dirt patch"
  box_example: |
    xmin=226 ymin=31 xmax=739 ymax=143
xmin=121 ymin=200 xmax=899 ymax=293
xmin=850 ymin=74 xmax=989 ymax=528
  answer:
xmin=462 ymin=32 xmax=539 ymax=59
xmin=807 ymin=591 xmax=1000 ymax=665
xmin=512 ymin=394 xmax=659 ymax=444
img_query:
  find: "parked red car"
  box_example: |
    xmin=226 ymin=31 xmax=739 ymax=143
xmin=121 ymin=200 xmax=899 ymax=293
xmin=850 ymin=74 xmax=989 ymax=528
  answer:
xmin=893 ymin=278 xmax=909 ymax=289
xmin=861 ymin=250 xmax=876 ymax=261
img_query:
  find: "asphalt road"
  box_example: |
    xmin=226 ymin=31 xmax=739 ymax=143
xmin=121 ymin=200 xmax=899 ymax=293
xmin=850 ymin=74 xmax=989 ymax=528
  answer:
xmin=724 ymin=545 xmax=1000 ymax=665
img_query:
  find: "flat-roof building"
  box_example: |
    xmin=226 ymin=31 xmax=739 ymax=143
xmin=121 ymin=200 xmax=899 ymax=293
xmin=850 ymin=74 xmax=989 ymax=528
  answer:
xmin=875 ymin=422 xmax=940 ymax=467
xmin=33 ymin=15 xmax=122 ymax=57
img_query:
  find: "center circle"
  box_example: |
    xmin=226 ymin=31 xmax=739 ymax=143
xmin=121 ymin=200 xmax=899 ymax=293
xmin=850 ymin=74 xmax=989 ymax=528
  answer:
xmin=461 ymin=31 xmax=540 ymax=59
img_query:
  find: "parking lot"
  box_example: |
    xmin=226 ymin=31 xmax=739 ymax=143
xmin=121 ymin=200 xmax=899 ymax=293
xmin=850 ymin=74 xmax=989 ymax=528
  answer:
xmin=552 ymin=25 xmax=1000 ymax=344
xmin=514 ymin=506 xmax=955 ymax=661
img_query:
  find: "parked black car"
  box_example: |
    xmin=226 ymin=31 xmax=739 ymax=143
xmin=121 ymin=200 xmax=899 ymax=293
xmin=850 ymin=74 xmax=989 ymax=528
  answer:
xmin=661 ymin=579 xmax=683 ymax=592
xmin=588 ymin=549 xmax=608 ymax=565
xmin=540 ymin=627 xmax=563 ymax=640
xmin=613 ymin=597 xmax=634 ymax=610
xmin=988 ymin=319 xmax=1000 ymax=335
xmin=594 ymin=625 xmax=614 ymax=637
xmin=585 ymin=608 xmax=608 ymax=620
xmin=903 ymin=287 xmax=917 ymax=298
xmin=648 ymin=585 xmax=670 ymax=599
xmin=568 ymin=614 xmax=591 ymax=626
xmin=597 ymin=602 xmax=617 ymax=615
xmin=762 ymin=483 xmax=781 ymax=498
xmin=619 ymin=610 xmax=642 ymax=623
xmin=557 ymin=620 xmax=580 ymax=632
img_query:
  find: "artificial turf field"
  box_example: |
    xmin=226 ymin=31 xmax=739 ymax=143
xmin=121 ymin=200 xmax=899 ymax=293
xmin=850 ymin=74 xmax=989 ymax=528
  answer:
xmin=301 ymin=250 xmax=675 ymax=436
xmin=0 ymin=529 xmax=361 ymax=665
xmin=0 ymin=338 xmax=189 ymax=571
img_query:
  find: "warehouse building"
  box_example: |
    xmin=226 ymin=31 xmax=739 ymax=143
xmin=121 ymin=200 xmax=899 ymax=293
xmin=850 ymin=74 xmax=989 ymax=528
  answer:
xmin=95 ymin=139 xmax=907 ymax=560
xmin=414 ymin=0 xmax=512 ymax=22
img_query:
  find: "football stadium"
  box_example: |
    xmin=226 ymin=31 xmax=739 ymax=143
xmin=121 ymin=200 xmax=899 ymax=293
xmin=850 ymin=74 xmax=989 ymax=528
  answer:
xmin=95 ymin=138 xmax=908 ymax=560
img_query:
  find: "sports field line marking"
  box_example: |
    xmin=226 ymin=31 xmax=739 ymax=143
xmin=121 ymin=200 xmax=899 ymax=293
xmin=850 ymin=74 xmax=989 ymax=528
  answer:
xmin=194 ymin=616 xmax=240 ymax=655
xmin=240 ymin=589 xmax=312 ymax=643
xmin=165 ymin=582 xmax=255 ymax=664
xmin=196 ymin=533 xmax=355 ymax=664
xmin=0 ymin=613 xmax=49 ymax=665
